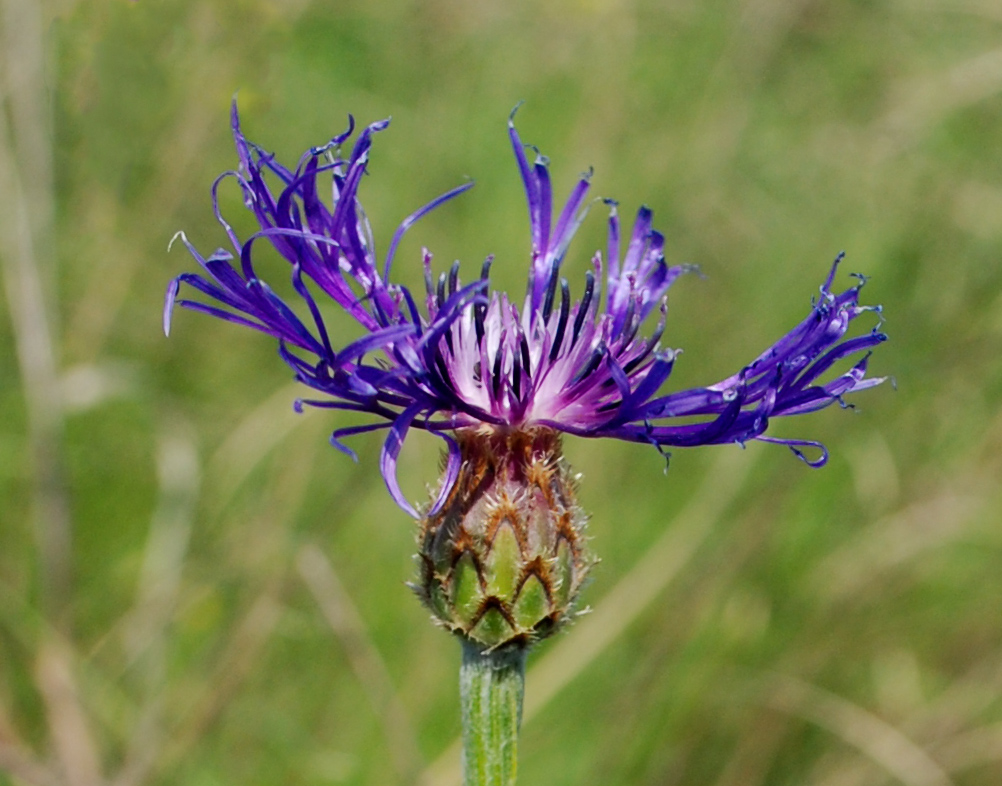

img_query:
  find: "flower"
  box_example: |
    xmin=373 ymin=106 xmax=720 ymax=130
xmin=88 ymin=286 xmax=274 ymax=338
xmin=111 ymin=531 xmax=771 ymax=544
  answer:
xmin=165 ymin=104 xmax=887 ymax=521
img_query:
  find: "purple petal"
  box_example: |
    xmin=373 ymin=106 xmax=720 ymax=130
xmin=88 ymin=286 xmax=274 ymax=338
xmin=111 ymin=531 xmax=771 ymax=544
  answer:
xmin=379 ymin=405 xmax=424 ymax=518
xmin=331 ymin=422 xmax=392 ymax=462
xmin=383 ymin=180 xmax=475 ymax=282
xmin=427 ymin=430 xmax=461 ymax=516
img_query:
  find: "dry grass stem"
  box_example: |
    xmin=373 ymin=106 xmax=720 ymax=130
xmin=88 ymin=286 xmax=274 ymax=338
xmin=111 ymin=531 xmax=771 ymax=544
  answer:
xmin=0 ymin=0 xmax=71 ymax=623
xmin=767 ymin=674 xmax=954 ymax=786
xmin=34 ymin=639 xmax=105 ymax=786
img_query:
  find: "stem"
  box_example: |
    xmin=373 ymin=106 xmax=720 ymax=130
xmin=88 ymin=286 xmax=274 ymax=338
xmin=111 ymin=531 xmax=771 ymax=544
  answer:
xmin=460 ymin=641 xmax=527 ymax=786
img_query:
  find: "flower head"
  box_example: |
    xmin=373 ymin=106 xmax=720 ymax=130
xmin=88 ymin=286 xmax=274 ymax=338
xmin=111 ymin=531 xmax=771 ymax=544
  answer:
xmin=165 ymin=104 xmax=887 ymax=519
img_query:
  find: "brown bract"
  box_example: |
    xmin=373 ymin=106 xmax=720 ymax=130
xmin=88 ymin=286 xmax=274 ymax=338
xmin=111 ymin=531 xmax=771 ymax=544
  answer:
xmin=413 ymin=428 xmax=593 ymax=650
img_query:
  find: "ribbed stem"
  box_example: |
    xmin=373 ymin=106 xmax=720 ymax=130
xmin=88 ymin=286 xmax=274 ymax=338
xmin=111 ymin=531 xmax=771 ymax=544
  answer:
xmin=460 ymin=641 xmax=527 ymax=786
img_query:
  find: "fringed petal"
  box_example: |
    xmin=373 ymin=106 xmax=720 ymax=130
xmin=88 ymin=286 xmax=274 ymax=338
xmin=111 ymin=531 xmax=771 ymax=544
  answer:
xmin=167 ymin=104 xmax=888 ymax=515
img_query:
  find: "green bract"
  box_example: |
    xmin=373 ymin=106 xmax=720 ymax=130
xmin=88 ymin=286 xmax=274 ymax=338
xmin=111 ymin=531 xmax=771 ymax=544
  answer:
xmin=414 ymin=428 xmax=593 ymax=649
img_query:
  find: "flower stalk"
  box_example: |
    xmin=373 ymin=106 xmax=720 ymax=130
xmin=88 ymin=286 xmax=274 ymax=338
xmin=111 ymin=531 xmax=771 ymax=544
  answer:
xmin=460 ymin=642 xmax=527 ymax=786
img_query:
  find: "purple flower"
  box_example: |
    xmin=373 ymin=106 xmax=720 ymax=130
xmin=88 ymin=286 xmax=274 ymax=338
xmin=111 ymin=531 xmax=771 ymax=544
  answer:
xmin=165 ymin=104 xmax=887 ymax=517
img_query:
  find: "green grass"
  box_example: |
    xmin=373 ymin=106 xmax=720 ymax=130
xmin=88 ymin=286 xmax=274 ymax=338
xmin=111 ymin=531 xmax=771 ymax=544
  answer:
xmin=2 ymin=1 xmax=1002 ymax=784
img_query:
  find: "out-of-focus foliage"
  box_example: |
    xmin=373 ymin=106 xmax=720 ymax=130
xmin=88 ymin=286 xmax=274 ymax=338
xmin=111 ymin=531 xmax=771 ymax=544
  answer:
xmin=1 ymin=1 xmax=1001 ymax=785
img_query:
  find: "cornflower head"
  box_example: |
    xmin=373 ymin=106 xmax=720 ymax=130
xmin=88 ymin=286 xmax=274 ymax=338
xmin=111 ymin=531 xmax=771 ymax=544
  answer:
xmin=165 ymin=104 xmax=887 ymax=650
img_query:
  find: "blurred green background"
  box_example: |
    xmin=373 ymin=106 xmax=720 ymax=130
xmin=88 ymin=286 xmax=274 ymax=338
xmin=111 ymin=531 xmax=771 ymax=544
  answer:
xmin=2 ymin=0 xmax=1001 ymax=784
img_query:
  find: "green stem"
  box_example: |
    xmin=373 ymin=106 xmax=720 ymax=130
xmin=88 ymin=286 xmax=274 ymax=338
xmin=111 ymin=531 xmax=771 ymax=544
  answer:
xmin=460 ymin=641 xmax=527 ymax=786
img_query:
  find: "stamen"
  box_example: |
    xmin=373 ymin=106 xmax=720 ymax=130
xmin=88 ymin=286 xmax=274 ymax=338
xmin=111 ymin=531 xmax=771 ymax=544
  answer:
xmin=423 ymin=249 xmax=434 ymax=298
xmin=541 ymin=258 xmax=560 ymax=323
xmin=549 ymin=278 xmax=570 ymax=362
xmin=449 ymin=259 xmax=460 ymax=296
xmin=572 ymin=270 xmax=595 ymax=345
xmin=571 ymin=342 xmax=606 ymax=386
xmin=623 ymin=302 xmax=667 ymax=374
xmin=619 ymin=296 xmax=640 ymax=348
xmin=436 ymin=271 xmax=446 ymax=309
xmin=474 ymin=300 xmax=486 ymax=344
xmin=617 ymin=295 xmax=637 ymax=343
xmin=492 ymin=343 xmax=504 ymax=399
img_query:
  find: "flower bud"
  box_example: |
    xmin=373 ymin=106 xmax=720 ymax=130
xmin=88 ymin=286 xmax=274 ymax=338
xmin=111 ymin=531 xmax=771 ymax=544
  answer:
xmin=414 ymin=427 xmax=592 ymax=649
